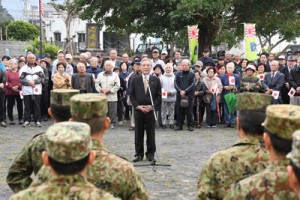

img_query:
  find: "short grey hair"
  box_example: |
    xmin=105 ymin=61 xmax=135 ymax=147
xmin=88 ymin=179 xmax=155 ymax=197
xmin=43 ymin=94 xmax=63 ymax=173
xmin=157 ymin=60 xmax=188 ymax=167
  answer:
xmin=10 ymin=58 xmax=18 ymax=64
xmin=181 ymin=59 xmax=190 ymax=66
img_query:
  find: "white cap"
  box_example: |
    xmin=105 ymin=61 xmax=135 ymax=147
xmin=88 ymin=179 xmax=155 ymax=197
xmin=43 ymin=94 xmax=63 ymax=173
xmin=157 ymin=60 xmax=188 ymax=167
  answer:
xmin=245 ymin=64 xmax=256 ymax=71
xmin=66 ymin=54 xmax=73 ymax=59
xmin=278 ymin=55 xmax=286 ymax=60
xmin=161 ymin=50 xmax=168 ymax=55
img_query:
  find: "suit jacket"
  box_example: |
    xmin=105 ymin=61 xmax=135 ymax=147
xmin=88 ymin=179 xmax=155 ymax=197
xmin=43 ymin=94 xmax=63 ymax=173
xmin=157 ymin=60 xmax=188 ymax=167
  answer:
xmin=130 ymin=74 xmax=161 ymax=110
xmin=263 ymin=71 xmax=285 ymax=92
xmin=71 ymin=73 xmax=95 ymax=93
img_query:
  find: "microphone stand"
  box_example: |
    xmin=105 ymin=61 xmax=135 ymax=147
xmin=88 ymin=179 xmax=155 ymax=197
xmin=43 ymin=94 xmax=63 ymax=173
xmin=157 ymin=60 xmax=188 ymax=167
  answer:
xmin=134 ymin=76 xmax=171 ymax=169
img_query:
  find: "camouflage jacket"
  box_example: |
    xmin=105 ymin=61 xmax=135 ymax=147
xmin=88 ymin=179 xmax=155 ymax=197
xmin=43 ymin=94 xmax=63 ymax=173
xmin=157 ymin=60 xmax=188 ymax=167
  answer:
xmin=7 ymin=133 xmax=46 ymax=193
xmin=224 ymin=159 xmax=297 ymax=200
xmin=10 ymin=174 xmax=119 ymax=200
xmin=31 ymin=139 xmax=149 ymax=200
xmin=240 ymin=75 xmax=262 ymax=93
xmin=197 ymin=136 xmax=269 ymax=200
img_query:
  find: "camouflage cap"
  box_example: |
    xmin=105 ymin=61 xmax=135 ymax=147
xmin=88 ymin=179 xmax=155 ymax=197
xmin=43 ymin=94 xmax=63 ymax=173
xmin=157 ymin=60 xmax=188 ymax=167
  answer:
xmin=237 ymin=93 xmax=272 ymax=111
xmin=50 ymin=89 xmax=80 ymax=106
xmin=70 ymin=94 xmax=108 ymax=119
xmin=45 ymin=121 xmax=92 ymax=163
xmin=262 ymin=105 xmax=300 ymax=139
xmin=287 ymin=130 xmax=300 ymax=168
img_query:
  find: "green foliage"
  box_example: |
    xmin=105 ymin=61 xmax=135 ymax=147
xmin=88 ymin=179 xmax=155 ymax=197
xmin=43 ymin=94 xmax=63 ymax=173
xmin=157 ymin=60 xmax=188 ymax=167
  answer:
xmin=7 ymin=21 xmax=39 ymax=41
xmin=24 ymin=39 xmax=60 ymax=58
xmin=73 ymin=0 xmax=300 ymax=53
xmin=0 ymin=20 xmax=12 ymax=40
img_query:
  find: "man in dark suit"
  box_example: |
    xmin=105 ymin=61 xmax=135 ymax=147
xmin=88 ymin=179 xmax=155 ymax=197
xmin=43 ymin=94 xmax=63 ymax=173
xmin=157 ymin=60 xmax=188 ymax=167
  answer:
xmin=130 ymin=58 xmax=162 ymax=162
xmin=263 ymin=60 xmax=285 ymax=104
xmin=71 ymin=63 xmax=95 ymax=93
xmin=281 ymin=56 xmax=297 ymax=104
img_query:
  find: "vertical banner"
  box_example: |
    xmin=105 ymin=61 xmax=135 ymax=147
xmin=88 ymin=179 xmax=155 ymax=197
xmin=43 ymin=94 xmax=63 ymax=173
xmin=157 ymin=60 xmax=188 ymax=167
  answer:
xmin=188 ymin=25 xmax=199 ymax=63
xmin=244 ymin=24 xmax=257 ymax=61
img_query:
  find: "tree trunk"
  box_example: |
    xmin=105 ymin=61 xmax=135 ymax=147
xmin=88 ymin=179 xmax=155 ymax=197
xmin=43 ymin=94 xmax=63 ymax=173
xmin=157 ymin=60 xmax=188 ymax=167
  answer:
xmin=197 ymin=24 xmax=216 ymax=57
xmin=65 ymin=16 xmax=72 ymax=54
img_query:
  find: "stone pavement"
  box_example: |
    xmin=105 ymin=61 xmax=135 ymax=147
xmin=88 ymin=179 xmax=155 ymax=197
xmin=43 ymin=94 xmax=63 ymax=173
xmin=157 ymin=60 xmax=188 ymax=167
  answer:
xmin=0 ymin=119 xmax=236 ymax=199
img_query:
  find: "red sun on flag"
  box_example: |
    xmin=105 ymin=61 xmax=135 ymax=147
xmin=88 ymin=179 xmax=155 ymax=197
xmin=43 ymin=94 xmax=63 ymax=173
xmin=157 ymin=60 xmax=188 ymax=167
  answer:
xmin=291 ymin=90 xmax=294 ymax=95
xmin=35 ymin=88 xmax=39 ymax=92
xmin=260 ymin=75 xmax=263 ymax=79
xmin=212 ymin=89 xmax=215 ymax=93
xmin=231 ymin=79 xmax=235 ymax=83
xmin=188 ymin=26 xmax=199 ymax=40
xmin=274 ymin=93 xmax=278 ymax=97
xmin=245 ymin=25 xmax=256 ymax=38
xmin=162 ymin=92 xmax=167 ymax=96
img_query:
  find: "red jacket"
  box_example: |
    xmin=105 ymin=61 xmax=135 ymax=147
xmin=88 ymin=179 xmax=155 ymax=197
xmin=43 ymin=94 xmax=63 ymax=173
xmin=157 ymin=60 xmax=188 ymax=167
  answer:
xmin=5 ymin=70 xmax=22 ymax=95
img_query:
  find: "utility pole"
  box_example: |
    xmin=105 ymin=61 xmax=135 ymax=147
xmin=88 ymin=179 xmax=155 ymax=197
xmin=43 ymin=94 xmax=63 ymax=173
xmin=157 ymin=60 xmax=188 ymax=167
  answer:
xmin=39 ymin=0 xmax=43 ymax=58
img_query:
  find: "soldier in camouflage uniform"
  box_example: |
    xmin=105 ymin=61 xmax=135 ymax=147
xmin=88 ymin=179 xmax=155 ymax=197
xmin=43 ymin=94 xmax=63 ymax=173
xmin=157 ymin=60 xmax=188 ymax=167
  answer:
xmin=197 ymin=93 xmax=272 ymax=199
xmin=240 ymin=64 xmax=261 ymax=93
xmin=31 ymin=93 xmax=149 ymax=200
xmin=6 ymin=89 xmax=80 ymax=193
xmin=10 ymin=122 xmax=118 ymax=200
xmin=287 ymin=130 xmax=300 ymax=199
xmin=225 ymin=105 xmax=300 ymax=199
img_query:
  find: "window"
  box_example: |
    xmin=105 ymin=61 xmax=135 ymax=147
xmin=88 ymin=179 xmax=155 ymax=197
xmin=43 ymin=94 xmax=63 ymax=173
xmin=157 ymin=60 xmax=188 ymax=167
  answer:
xmin=54 ymin=32 xmax=61 ymax=42
xmin=78 ymin=33 xmax=85 ymax=42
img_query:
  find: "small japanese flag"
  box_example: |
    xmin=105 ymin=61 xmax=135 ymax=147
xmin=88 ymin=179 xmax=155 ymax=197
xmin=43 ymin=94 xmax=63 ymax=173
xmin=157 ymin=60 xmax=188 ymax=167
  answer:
xmin=229 ymin=76 xmax=235 ymax=86
xmin=33 ymin=87 xmax=40 ymax=95
xmin=162 ymin=88 xmax=167 ymax=99
xmin=19 ymin=91 xmax=24 ymax=99
xmin=288 ymin=88 xmax=296 ymax=97
xmin=211 ymin=84 xmax=218 ymax=94
xmin=272 ymin=91 xmax=280 ymax=100
xmin=258 ymin=74 xmax=265 ymax=81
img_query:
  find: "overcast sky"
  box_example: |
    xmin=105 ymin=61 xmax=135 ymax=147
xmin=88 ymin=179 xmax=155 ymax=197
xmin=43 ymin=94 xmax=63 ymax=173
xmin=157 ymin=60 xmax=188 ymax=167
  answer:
xmin=2 ymin=0 xmax=64 ymax=20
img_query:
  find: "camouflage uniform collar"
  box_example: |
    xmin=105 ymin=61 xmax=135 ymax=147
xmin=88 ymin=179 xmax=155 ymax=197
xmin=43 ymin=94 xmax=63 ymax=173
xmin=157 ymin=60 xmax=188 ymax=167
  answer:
xmin=267 ymin=159 xmax=290 ymax=170
xmin=92 ymin=139 xmax=108 ymax=151
xmin=233 ymin=136 xmax=264 ymax=146
xmin=48 ymin=174 xmax=87 ymax=185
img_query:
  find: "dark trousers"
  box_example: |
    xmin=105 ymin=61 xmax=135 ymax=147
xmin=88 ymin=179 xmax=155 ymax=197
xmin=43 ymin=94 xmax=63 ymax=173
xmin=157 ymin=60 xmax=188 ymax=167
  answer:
xmin=134 ymin=109 xmax=156 ymax=156
xmin=193 ymin=99 xmax=205 ymax=126
xmin=24 ymin=95 xmax=41 ymax=122
xmin=41 ymin=89 xmax=49 ymax=117
xmin=123 ymin=98 xmax=130 ymax=119
xmin=0 ymin=93 xmax=5 ymax=121
xmin=6 ymin=95 xmax=23 ymax=121
xmin=176 ymin=101 xmax=193 ymax=128
xmin=117 ymin=99 xmax=124 ymax=121
xmin=205 ymin=103 xmax=217 ymax=126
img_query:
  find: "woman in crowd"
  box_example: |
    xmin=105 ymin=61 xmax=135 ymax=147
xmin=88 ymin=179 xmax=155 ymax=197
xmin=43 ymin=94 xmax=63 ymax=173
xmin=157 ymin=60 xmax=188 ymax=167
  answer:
xmin=2 ymin=56 xmax=10 ymax=71
xmin=53 ymin=62 xmax=71 ymax=89
xmin=113 ymin=67 xmax=126 ymax=126
xmin=203 ymin=67 xmax=223 ymax=128
xmin=240 ymin=64 xmax=261 ymax=93
xmin=160 ymin=63 xmax=176 ymax=129
xmin=237 ymin=58 xmax=249 ymax=79
xmin=152 ymin=64 xmax=164 ymax=127
xmin=5 ymin=59 xmax=23 ymax=125
xmin=193 ymin=71 xmax=205 ymax=128
xmin=40 ymin=60 xmax=50 ymax=121
xmin=221 ymin=62 xmax=240 ymax=128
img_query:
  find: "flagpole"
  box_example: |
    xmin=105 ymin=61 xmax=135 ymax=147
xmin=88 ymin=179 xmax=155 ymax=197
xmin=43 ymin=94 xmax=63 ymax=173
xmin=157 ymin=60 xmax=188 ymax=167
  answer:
xmin=39 ymin=0 xmax=43 ymax=58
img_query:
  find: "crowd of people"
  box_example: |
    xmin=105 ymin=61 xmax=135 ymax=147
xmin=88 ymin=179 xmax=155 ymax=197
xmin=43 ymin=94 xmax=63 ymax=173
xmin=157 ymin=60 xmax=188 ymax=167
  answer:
xmin=0 ymin=48 xmax=300 ymax=131
xmin=2 ymin=47 xmax=300 ymax=199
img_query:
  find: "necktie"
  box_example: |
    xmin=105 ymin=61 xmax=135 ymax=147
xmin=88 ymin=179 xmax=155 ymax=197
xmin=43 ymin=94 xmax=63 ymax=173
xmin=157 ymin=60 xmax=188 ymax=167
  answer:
xmin=271 ymin=72 xmax=274 ymax=80
xmin=144 ymin=76 xmax=148 ymax=94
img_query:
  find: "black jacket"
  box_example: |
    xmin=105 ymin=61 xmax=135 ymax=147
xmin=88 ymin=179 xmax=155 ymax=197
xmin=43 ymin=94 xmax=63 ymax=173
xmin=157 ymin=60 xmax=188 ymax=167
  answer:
xmin=289 ymin=65 xmax=300 ymax=96
xmin=175 ymin=71 xmax=195 ymax=99
xmin=0 ymin=69 xmax=5 ymax=93
xmin=130 ymin=75 xmax=161 ymax=110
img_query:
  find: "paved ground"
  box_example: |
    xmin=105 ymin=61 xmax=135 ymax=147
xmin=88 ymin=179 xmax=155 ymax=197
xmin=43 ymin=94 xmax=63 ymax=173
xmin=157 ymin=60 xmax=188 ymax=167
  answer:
xmin=0 ymin=119 xmax=237 ymax=200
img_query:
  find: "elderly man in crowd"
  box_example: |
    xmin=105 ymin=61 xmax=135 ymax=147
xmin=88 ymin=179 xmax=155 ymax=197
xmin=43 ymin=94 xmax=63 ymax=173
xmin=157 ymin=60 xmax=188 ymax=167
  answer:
xmin=174 ymin=59 xmax=195 ymax=131
xmin=87 ymin=57 xmax=103 ymax=80
xmin=109 ymin=49 xmax=121 ymax=68
xmin=281 ymin=55 xmax=297 ymax=104
xmin=71 ymin=63 xmax=94 ymax=93
xmin=263 ymin=60 xmax=285 ymax=104
xmin=19 ymin=53 xmax=45 ymax=127
xmin=96 ymin=60 xmax=120 ymax=129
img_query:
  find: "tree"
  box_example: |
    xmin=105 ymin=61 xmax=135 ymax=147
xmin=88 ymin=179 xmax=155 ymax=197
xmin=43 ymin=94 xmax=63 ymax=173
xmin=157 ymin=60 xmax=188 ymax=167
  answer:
xmin=24 ymin=39 xmax=61 ymax=58
xmin=7 ymin=21 xmax=39 ymax=41
xmin=0 ymin=20 xmax=12 ymax=40
xmin=73 ymin=0 xmax=300 ymax=56
xmin=49 ymin=0 xmax=78 ymax=54
xmin=232 ymin=0 xmax=300 ymax=52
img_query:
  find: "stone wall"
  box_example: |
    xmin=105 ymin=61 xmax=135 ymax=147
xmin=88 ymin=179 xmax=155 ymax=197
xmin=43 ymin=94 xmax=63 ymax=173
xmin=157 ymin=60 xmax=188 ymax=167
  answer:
xmin=0 ymin=41 xmax=31 ymax=58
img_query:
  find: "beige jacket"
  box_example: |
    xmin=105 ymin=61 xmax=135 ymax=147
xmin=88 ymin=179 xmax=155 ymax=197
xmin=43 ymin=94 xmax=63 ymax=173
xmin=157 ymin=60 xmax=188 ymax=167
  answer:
xmin=53 ymin=73 xmax=71 ymax=89
xmin=203 ymin=76 xmax=223 ymax=103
